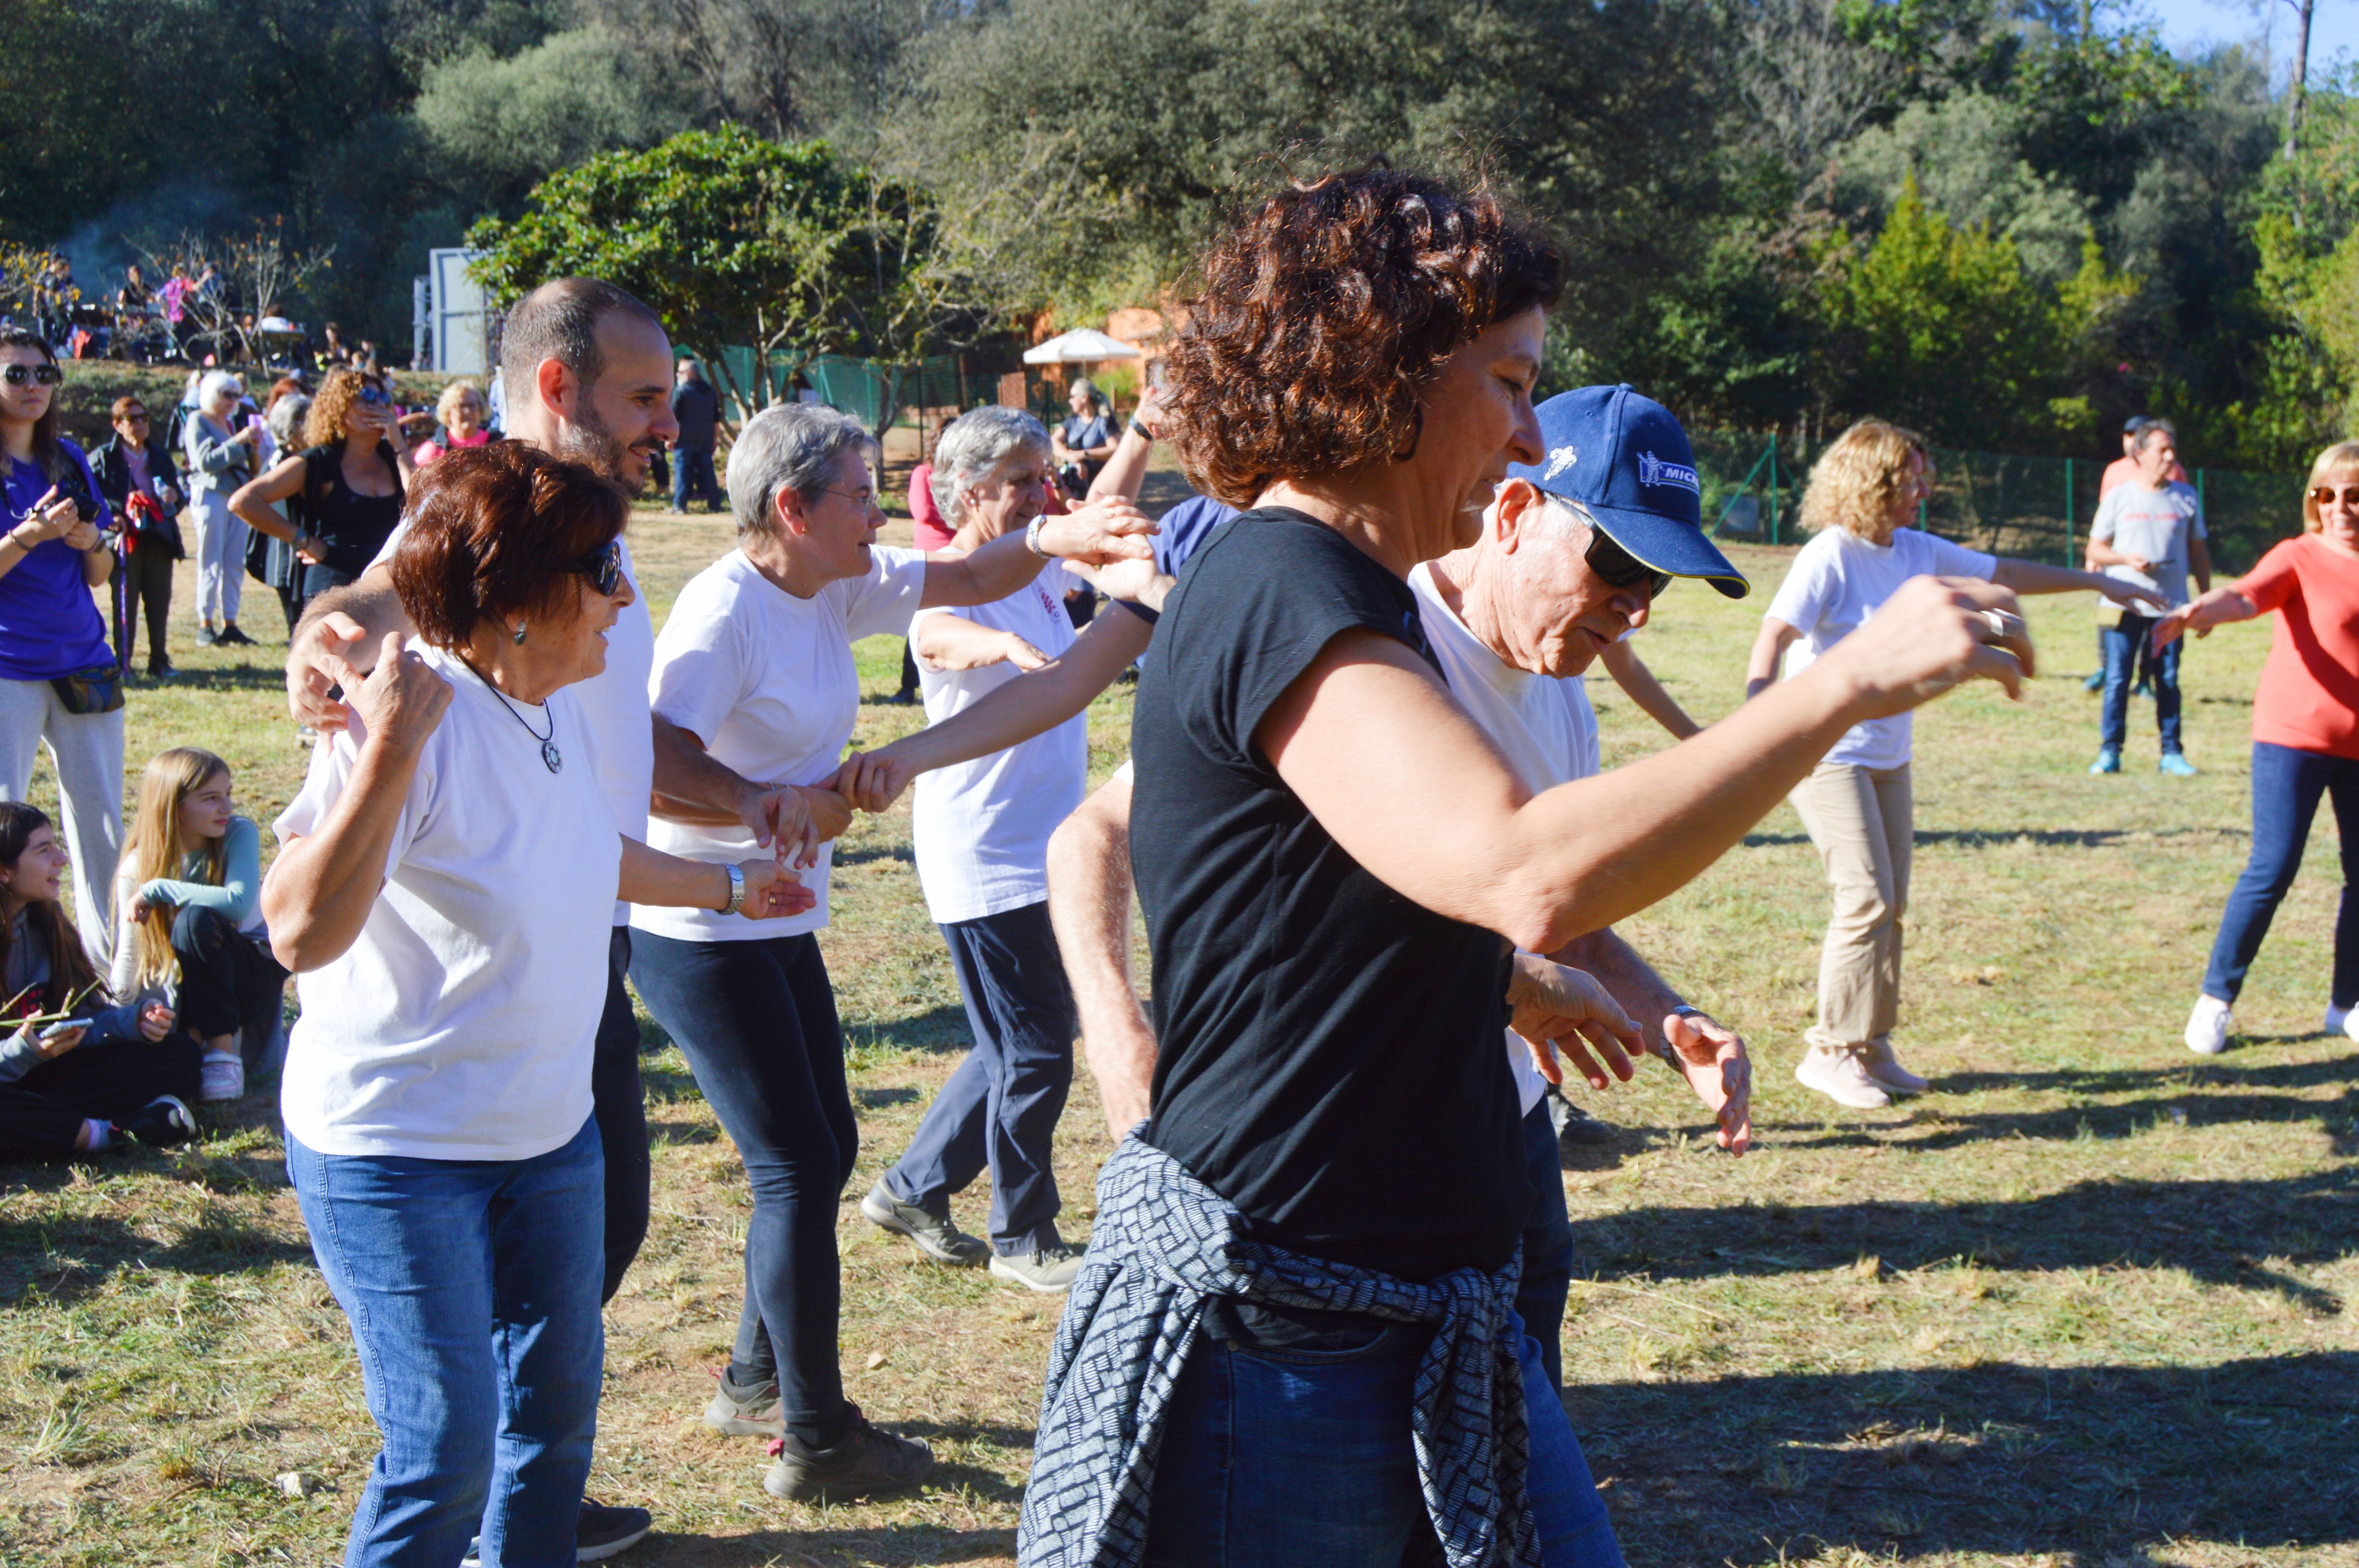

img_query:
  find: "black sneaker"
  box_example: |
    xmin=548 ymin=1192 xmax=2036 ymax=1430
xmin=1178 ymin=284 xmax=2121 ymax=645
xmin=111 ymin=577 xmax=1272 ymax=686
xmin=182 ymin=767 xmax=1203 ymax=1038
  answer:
xmin=1546 ymin=1086 xmax=1617 ymax=1149
xmin=145 ymin=658 xmax=175 ymax=680
xmin=194 ymin=626 xmax=219 ymax=647
xmin=112 ymin=1096 xmax=196 ymax=1148
xmin=217 ymin=623 xmax=256 ymax=646
xmin=459 ymin=1499 xmax=652 ymax=1566
xmin=763 ymin=1405 xmax=933 ymax=1503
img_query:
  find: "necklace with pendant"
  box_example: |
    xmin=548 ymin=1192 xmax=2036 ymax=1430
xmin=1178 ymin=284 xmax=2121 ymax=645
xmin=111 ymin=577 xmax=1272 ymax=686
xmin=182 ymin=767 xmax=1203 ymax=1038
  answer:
xmin=460 ymin=656 xmax=561 ymax=773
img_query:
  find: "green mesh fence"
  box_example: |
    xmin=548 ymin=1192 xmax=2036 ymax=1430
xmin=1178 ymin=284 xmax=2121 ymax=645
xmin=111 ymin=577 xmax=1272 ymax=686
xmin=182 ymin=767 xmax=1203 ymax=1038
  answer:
xmin=1691 ymin=434 xmax=2304 ymax=576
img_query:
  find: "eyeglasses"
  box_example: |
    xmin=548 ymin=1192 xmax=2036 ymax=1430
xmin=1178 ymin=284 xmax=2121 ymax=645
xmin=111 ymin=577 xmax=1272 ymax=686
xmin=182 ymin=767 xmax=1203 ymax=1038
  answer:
xmin=816 ymin=486 xmax=876 ymax=510
xmin=2312 ymin=486 xmax=2359 ymax=509
xmin=356 ymin=386 xmax=391 ymax=407
xmin=120 ymin=412 xmax=150 ymax=425
xmin=571 ymin=539 xmax=624 ymax=596
xmin=2 ymin=364 xmax=63 ymax=387
xmin=1584 ymin=525 xmax=1672 ymax=600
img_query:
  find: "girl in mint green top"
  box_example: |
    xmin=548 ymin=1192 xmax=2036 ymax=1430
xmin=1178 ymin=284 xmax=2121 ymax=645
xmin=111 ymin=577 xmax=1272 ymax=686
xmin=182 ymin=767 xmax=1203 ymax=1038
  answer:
xmin=113 ymin=749 xmax=285 ymax=1103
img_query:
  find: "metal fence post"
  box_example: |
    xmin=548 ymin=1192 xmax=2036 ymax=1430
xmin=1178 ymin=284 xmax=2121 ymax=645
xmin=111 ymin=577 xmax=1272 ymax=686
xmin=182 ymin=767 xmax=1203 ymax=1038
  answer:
xmin=1768 ymin=433 xmax=1779 ymax=544
xmin=2064 ymin=456 xmax=2074 ymax=565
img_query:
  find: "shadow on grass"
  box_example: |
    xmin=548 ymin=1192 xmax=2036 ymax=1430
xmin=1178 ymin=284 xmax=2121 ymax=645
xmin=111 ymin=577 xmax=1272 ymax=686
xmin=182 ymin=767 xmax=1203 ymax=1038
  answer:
xmin=1579 ymin=1351 xmax=2359 ymax=1565
xmin=844 ymin=1004 xmax=979 ymax=1056
xmin=1569 ymin=1171 xmax=2357 ymax=1307
xmin=834 ymin=841 xmax=918 ymax=868
xmin=0 ymin=1202 xmax=311 ymax=1304
xmin=636 ymin=1522 xmax=1014 ymax=1566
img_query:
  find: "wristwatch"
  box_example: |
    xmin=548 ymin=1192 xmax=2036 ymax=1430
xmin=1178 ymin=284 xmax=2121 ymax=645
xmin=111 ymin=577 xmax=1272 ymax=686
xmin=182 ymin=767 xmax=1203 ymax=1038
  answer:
xmin=721 ymin=863 xmax=746 ymax=917
xmin=1024 ymin=516 xmax=1051 ymax=557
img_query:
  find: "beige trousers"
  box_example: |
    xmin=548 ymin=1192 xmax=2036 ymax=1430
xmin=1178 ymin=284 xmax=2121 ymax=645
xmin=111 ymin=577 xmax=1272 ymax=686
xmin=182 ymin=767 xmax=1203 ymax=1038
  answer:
xmin=1790 ymin=760 xmax=1913 ymax=1054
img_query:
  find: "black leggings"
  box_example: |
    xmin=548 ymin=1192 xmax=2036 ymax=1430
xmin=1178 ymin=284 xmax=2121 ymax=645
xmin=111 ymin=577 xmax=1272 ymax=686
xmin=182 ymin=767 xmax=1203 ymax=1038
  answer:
xmin=629 ymin=930 xmax=856 ymax=1446
xmin=0 ymin=1036 xmax=203 ymax=1158
xmin=172 ymin=906 xmax=287 ymax=1063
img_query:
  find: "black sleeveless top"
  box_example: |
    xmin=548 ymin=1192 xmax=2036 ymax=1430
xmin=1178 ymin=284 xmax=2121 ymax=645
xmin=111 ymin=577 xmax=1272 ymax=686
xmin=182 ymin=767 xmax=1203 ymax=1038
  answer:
xmin=298 ymin=443 xmax=403 ymax=582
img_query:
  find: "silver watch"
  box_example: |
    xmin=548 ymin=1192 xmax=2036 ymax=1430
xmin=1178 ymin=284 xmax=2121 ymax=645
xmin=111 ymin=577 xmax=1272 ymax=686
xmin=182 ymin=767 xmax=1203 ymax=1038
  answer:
xmin=721 ymin=862 xmax=746 ymax=917
xmin=1024 ymin=516 xmax=1050 ymax=556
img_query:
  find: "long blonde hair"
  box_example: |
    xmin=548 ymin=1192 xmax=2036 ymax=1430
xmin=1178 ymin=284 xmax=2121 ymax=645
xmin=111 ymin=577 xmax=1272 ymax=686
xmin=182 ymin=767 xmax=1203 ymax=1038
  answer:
xmin=122 ymin=748 xmax=231 ymax=988
xmin=2301 ymin=441 xmax=2359 ymax=534
xmin=1800 ymin=419 xmax=1929 ymax=542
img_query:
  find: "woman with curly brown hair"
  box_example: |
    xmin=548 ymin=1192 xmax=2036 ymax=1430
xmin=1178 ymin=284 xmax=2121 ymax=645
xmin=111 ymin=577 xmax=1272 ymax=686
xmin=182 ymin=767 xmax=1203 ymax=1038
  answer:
xmin=1015 ymin=167 xmax=2043 ymax=1568
xmin=1743 ymin=420 xmax=2158 ymax=1112
xmin=228 ymin=365 xmax=414 ymax=620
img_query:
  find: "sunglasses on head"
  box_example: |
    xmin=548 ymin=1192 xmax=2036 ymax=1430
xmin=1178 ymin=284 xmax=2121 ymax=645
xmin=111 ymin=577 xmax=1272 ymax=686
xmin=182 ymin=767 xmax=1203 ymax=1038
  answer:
xmin=2313 ymin=485 xmax=2359 ymax=509
xmin=1584 ymin=524 xmax=1672 ymax=599
xmin=2 ymin=363 xmax=63 ymax=387
xmin=571 ymin=539 xmax=624 ymax=596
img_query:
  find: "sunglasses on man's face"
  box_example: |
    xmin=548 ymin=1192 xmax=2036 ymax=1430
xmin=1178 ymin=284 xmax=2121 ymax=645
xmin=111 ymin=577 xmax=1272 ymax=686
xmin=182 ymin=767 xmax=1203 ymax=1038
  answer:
xmin=2 ymin=363 xmax=63 ymax=387
xmin=2313 ymin=486 xmax=2359 ymax=510
xmin=572 ymin=539 xmax=624 ymax=596
xmin=1584 ymin=524 xmax=1672 ymax=600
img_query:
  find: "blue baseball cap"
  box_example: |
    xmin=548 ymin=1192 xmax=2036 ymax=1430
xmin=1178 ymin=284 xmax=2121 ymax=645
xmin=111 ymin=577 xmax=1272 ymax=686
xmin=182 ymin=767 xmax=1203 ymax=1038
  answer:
xmin=1505 ymin=385 xmax=1750 ymax=600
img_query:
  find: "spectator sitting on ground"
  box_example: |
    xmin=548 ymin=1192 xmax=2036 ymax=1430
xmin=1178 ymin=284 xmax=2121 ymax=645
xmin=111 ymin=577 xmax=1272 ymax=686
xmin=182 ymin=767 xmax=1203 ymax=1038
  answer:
xmin=2086 ymin=418 xmax=2211 ymax=777
xmin=113 ymin=748 xmax=286 ymax=1104
xmin=91 ymin=394 xmax=187 ymax=679
xmin=669 ymin=359 xmax=725 ymax=514
xmin=0 ymin=802 xmax=199 ymax=1158
xmin=415 ymin=379 xmax=490 ymax=465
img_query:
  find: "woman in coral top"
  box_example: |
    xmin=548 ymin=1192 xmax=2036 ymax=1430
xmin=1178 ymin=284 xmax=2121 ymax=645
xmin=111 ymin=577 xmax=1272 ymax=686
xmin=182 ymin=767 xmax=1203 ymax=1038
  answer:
xmin=2159 ymin=439 xmax=2359 ymax=1054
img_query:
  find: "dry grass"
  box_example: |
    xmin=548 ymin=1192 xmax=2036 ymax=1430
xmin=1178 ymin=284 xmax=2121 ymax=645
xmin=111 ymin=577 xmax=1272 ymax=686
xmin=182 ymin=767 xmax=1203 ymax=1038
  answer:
xmin=2 ymin=488 xmax=2354 ymax=1565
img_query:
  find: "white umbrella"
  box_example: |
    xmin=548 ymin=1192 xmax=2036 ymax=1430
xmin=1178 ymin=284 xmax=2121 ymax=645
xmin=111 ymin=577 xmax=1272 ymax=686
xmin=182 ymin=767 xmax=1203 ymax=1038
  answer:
xmin=1021 ymin=328 xmax=1144 ymax=365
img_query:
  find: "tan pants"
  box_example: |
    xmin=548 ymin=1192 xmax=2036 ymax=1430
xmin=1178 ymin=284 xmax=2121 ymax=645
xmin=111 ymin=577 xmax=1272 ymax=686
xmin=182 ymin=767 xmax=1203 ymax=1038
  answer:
xmin=1790 ymin=760 xmax=1913 ymax=1054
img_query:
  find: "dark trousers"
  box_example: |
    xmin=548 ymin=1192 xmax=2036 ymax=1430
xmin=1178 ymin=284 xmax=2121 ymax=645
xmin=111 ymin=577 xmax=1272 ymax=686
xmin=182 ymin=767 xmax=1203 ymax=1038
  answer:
xmin=1516 ymin=1100 xmax=1575 ymax=1390
xmin=2101 ymin=614 xmax=2183 ymax=755
xmin=629 ymin=929 xmax=856 ymax=1443
xmin=171 ymin=906 xmax=287 ymax=1066
xmin=671 ymin=445 xmax=723 ymax=513
xmin=0 ymin=1035 xmax=203 ymax=1158
xmin=2203 ymin=742 xmax=2359 ymax=1007
xmin=885 ymin=901 xmax=1076 ymax=1255
xmin=593 ymin=927 xmax=650 ymax=1304
xmin=114 ymin=542 xmax=175 ymax=667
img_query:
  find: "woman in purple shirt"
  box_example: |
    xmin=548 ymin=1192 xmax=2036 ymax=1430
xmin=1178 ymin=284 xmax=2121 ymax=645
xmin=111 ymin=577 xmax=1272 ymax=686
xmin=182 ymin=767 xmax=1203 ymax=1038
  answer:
xmin=0 ymin=328 xmax=124 ymax=967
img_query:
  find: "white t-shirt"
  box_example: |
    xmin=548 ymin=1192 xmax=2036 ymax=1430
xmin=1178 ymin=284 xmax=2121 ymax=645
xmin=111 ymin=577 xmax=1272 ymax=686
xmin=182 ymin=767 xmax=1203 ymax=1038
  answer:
xmin=273 ymin=644 xmax=620 ymax=1160
xmin=371 ymin=524 xmax=654 ymax=926
xmin=911 ymin=563 xmax=1087 ymax=925
xmin=633 ymin=546 xmax=928 ymax=943
xmin=2090 ymin=481 xmax=2206 ymax=612
xmin=1409 ymin=564 xmax=1602 ymax=1117
xmin=1765 ymin=527 xmax=1997 ymax=771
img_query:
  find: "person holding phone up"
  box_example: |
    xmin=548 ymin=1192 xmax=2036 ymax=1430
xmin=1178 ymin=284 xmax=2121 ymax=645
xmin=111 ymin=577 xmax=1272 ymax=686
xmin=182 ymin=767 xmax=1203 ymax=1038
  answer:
xmin=232 ymin=367 xmax=413 ymax=619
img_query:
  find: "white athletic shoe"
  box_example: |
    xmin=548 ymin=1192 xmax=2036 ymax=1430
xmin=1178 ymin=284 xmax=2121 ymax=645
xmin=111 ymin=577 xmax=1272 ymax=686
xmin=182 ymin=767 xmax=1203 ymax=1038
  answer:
xmin=2185 ymin=995 xmax=2231 ymax=1056
xmin=1794 ymin=1045 xmax=1892 ymax=1110
xmin=198 ymin=1051 xmax=244 ymax=1102
xmin=1860 ymin=1040 xmax=1930 ymax=1096
xmin=2323 ymin=1004 xmax=2359 ymax=1043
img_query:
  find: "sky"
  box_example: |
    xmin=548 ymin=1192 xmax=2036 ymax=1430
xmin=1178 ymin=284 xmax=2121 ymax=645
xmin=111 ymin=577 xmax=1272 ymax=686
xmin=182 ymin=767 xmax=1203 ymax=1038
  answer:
xmin=2135 ymin=0 xmax=2356 ymax=79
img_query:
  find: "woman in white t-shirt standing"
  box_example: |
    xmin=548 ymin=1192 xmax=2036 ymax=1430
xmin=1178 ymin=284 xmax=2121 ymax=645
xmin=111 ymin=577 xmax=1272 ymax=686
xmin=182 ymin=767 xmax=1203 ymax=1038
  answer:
xmin=1746 ymin=419 xmax=2160 ymax=1111
xmin=857 ymin=408 xmax=1090 ymax=1294
xmin=630 ymin=403 xmax=1149 ymax=1507
xmin=264 ymin=445 xmax=808 ymax=1568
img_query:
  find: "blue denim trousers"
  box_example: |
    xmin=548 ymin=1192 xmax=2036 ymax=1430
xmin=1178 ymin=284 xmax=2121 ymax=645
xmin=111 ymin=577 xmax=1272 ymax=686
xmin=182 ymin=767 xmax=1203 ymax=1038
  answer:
xmin=287 ymin=1118 xmax=605 ymax=1568
xmin=2100 ymin=614 xmax=2183 ymax=755
xmin=1140 ymin=1307 xmax=1625 ymax=1568
xmin=671 ymin=445 xmax=723 ymax=513
xmin=1515 ymin=1100 xmax=1575 ymax=1391
xmin=2203 ymin=741 xmax=2359 ymax=1007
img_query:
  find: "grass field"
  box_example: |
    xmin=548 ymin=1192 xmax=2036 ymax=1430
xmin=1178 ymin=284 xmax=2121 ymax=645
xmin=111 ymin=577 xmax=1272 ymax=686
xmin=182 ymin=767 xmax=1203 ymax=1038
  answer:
xmin=2 ymin=489 xmax=2354 ymax=1567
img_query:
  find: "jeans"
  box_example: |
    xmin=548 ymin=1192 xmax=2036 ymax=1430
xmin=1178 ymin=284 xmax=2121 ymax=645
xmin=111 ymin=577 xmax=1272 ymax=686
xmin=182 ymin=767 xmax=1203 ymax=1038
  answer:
xmin=170 ymin=905 xmax=287 ymax=1064
xmin=0 ymin=678 xmax=125 ymax=968
xmin=628 ymin=929 xmax=856 ymax=1445
xmin=885 ymin=901 xmax=1076 ymax=1255
xmin=1516 ymin=1101 xmax=1574 ymax=1390
xmin=592 ymin=927 xmax=649 ymax=1304
xmin=0 ymin=1035 xmax=202 ymax=1157
xmin=2101 ymin=613 xmax=2183 ymax=755
xmin=287 ymin=1118 xmax=605 ymax=1568
xmin=2202 ymin=742 xmax=2359 ymax=1007
xmin=1790 ymin=760 xmax=1912 ymax=1054
xmin=671 ymin=445 xmax=723 ymax=513
xmin=1141 ymin=1307 xmax=1624 ymax=1568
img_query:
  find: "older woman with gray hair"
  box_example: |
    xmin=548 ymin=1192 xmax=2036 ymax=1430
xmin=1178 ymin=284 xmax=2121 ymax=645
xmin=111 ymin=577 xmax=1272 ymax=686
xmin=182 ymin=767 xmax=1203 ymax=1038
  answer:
xmin=630 ymin=401 xmax=1150 ymax=1508
xmin=181 ymin=368 xmax=262 ymax=646
xmin=855 ymin=408 xmax=1095 ymax=1295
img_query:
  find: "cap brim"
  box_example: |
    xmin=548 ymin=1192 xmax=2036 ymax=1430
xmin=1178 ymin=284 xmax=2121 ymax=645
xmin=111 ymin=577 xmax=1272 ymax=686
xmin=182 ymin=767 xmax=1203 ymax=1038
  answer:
xmin=1583 ymin=503 xmax=1752 ymax=600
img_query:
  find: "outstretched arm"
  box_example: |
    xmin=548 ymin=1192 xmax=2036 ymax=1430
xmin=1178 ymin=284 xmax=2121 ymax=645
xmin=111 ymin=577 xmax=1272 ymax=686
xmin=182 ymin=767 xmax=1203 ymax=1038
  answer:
xmin=2150 ymin=583 xmax=2262 ymax=650
xmin=917 ymin=501 xmax=1153 ymax=608
xmin=1556 ymin=928 xmax=1750 ymax=1154
xmin=1599 ymin=641 xmax=1699 ymax=740
xmin=1992 ymin=558 xmax=2164 ymax=610
xmin=1047 ymin=773 xmax=1156 ymax=1140
xmin=1743 ymin=617 xmax=1802 ymax=702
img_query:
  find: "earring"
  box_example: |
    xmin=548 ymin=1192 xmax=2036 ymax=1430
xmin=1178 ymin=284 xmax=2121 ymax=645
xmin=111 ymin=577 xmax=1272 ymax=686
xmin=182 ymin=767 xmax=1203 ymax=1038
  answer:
xmin=512 ymin=622 xmax=527 ymax=645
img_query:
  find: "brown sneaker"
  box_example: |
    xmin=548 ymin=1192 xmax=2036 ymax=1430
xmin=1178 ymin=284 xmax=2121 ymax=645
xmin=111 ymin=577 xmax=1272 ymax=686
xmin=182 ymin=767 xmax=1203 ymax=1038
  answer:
xmin=762 ymin=1405 xmax=934 ymax=1503
xmin=704 ymin=1367 xmax=784 ymax=1439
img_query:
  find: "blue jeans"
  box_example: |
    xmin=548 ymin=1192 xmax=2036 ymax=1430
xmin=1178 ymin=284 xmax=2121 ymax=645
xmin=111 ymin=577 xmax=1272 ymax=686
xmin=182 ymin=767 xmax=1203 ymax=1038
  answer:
xmin=287 ymin=1118 xmax=605 ymax=1568
xmin=671 ymin=445 xmax=722 ymax=513
xmin=885 ymin=901 xmax=1076 ymax=1254
xmin=1516 ymin=1100 xmax=1574 ymax=1390
xmin=2101 ymin=614 xmax=2182 ymax=755
xmin=2203 ymin=742 xmax=2359 ymax=1007
xmin=1140 ymin=1308 xmax=1624 ymax=1567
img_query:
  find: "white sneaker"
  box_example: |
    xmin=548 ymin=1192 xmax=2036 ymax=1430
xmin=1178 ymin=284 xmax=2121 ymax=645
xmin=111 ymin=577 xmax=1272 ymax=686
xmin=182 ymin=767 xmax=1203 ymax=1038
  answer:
xmin=2185 ymin=995 xmax=2231 ymax=1056
xmin=198 ymin=1051 xmax=244 ymax=1102
xmin=1860 ymin=1040 xmax=1929 ymax=1096
xmin=1794 ymin=1045 xmax=1892 ymax=1110
xmin=2324 ymin=1004 xmax=2359 ymax=1042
